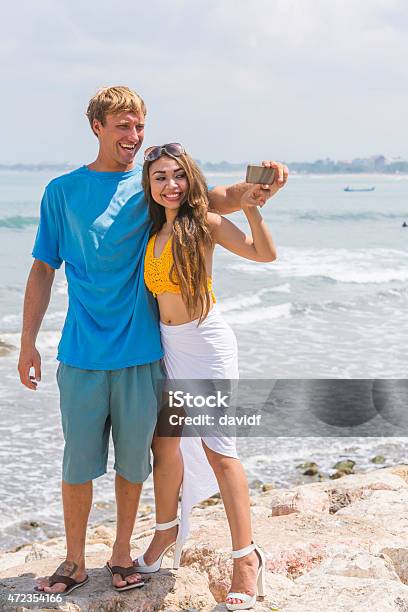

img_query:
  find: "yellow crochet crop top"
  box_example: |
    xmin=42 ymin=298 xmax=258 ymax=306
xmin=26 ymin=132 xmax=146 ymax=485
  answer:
xmin=144 ymin=234 xmax=216 ymax=302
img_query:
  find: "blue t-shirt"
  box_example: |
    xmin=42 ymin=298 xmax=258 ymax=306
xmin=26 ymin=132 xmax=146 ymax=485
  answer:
xmin=32 ymin=165 xmax=163 ymax=369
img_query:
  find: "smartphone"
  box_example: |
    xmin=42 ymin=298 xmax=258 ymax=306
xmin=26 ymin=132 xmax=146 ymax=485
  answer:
xmin=246 ymin=165 xmax=275 ymax=185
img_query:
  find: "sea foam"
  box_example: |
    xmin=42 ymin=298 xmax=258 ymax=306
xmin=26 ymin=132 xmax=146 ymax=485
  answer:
xmin=230 ymin=247 xmax=408 ymax=285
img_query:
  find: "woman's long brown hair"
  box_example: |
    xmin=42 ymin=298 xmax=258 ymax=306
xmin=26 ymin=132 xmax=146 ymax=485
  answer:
xmin=142 ymin=152 xmax=214 ymax=324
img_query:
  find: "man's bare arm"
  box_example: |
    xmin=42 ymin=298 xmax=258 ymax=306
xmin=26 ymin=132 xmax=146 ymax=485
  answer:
xmin=18 ymin=260 xmax=55 ymax=390
xmin=208 ymin=183 xmax=247 ymax=214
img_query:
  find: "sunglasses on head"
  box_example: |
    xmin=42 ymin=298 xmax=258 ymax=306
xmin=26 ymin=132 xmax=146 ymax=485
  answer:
xmin=143 ymin=142 xmax=185 ymax=162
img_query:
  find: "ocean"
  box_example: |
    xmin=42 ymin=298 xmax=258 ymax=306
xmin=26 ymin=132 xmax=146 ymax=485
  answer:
xmin=1 ymin=169 xmax=407 ymax=551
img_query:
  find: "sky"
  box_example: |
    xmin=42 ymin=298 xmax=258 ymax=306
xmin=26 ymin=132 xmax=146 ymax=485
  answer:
xmin=2 ymin=0 xmax=407 ymax=164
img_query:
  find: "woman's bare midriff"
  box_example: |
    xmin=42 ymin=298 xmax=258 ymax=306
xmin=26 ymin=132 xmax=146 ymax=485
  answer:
xmin=157 ymin=292 xmax=214 ymax=326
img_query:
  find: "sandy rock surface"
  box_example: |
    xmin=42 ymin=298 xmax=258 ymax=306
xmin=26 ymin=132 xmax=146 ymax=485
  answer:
xmin=1 ymin=466 xmax=408 ymax=611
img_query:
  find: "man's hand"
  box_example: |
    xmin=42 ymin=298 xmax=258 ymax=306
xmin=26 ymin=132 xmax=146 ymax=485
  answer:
xmin=256 ymin=160 xmax=289 ymax=205
xmin=18 ymin=259 xmax=55 ymax=390
xmin=18 ymin=345 xmax=42 ymax=390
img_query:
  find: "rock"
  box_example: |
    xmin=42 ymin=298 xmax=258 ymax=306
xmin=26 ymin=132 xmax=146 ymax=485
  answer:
xmin=302 ymin=549 xmax=401 ymax=581
xmin=177 ymin=543 xmax=289 ymax=605
xmin=304 ymin=467 xmax=408 ymax=513
xmin=270 ymin=488 xmax=330 ymax=516
xmin=0 ymin=549 xmax=29 ymax=574
xmin=302 ymin=467 xmax=319 ymax=476
xmin=330 ymin=470 xmax=342 ymax=480
xmin=330 ymin=469 xmax=353 ymax=479
xmin=389 ymin=465 xmax=408 ymax=484
xmin=198 ymin=497 xmax=220 ymax=507
xmin=262 ymin=483 xmax=274 ymax=492
xmin=0 ymin=548 xmax=291 ymax=611
xmin=0 ymin=557 xmax=215 ymax=611
xmin=336 ymin=489 xmax=408 ymax=540
xmin=181 ymin=505 xmax=383 ymax=580
xmin=138 ymin=504 xmax=153 ymax=517
xmin=249 ymin=479 xmax=264 ymax=490
xmin=381 ymin=548 xmax=408 ymax=584
xmin=2 ymin=466 xmax=408 ymax=610
xmin=296 ymin=462 xmax=318 ymax=470
xmin=334 ymin=459 xmax=356 ymax=471
xmin=295 ymin=461 xmax=320 ymax=476
xmin=327 ymin=487 xmax=370 ymax=513
xmin=371 ymin=455 xmax=386 ymax=464
xmin=19 ymin=520 xmax=41 ymax=531
xmin=284 ymin=575 xmax=408 ymax=611
xmin=24 ymin=543 xmax=52 ymax=562
xmin=93 ymin=501 xmax=111 ymax=510
xmin=88 ymin=525 xmax=115 ymax=546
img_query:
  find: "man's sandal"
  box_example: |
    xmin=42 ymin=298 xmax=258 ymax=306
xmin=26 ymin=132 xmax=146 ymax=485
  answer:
xmin=106 ymin=562 xmax=145 ymax=591
xmin=34 ymin=573 xmax=89 ymax=596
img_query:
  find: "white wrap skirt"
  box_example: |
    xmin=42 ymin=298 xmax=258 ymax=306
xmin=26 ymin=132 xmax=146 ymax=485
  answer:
xmin=160 ymin=306 xmax=239 ymax=545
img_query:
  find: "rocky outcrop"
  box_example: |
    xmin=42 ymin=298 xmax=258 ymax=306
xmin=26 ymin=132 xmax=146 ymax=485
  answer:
xmin=2 ymin=466 xmax=408 ymax=611
xmin=270 ymin=488 xmax=330 ymax=516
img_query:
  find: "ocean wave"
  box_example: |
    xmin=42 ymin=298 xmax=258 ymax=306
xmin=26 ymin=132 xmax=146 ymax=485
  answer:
xmin=2 ymin=285 xmax=23 ymax=294
xmin=376 ymin=287 xmax=408 ymax=299
xmin=0 ymin=339 xmax=16 ymax=356
xmin=222 ymin=288 xmax=387 ymax=325
xmin=293 ymin=301 xmax=349 ymax=315
xmin=218 ymin=285 xmax=290 ymax=314
xmin=0 ymin=310 xmax=66 ymax=333
xmin=230 ymin=247 xmax=408 ymax=285
xmin=0 ymin=216 xmax=39 ymax=229
xmin=333 ymin=270 xmax=408 ymax=283
xmin=228 ymin=288 xmax=408 ymax=322
xmin=0 ymin=331 xmax=60 ymax=353
xmin=225 ymin=302 xmax=292 ymax=325
xmin=273 ymin=210 xmax=408 ymax=222
xmin=0 ymin=314 xmax=21 ymax=326
xmin=55 ymin=280 xmax=67 ymax=295
xmin=266 ymin=283 xmax=291 ymax=293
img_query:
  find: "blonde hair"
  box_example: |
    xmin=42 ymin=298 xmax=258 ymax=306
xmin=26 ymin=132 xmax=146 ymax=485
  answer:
xmin=142 ymin=152 xmax=214 ymax=324
xmin=86 ymin=86 xmax=147 ymax=135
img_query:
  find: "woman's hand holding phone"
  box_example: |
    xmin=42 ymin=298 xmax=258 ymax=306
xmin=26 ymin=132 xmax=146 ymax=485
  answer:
xmin=245 ymin=160 xmax=289 ymax=208
xmin=240 ymin=184 xmax=269 ymax=208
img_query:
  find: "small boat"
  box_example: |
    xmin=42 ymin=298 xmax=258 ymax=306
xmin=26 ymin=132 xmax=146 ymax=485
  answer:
xmin=344 ymin=186 xmax=376 ymax=192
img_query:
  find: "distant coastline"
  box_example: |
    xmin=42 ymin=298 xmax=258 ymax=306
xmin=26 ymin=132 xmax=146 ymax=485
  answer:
xmin=1 ymin=154 xmax=407 ymax=174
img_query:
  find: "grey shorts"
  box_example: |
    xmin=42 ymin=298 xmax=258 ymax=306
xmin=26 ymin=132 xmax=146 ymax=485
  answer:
xmin=57 ymin=361 xmax=164 ymax=484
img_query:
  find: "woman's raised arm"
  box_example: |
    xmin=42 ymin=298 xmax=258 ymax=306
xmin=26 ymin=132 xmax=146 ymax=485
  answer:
xmin=207 ymin=184 xmax=277 ymax=263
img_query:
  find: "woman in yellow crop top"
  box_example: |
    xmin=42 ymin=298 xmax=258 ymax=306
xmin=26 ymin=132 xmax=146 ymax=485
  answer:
xmin=136 ymin=143 xmax=285 ymax=610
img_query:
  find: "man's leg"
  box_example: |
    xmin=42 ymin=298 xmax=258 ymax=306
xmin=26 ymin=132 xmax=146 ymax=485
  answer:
xmin=109 ymin=362 xmax=163 ymax=587
xmin=37 ymin=481 xmax=92 ymax=593
xmin=108 ymin=474 xmax=143 ymax=588
xmin=36 ymin=364 xmax=110 ymax=593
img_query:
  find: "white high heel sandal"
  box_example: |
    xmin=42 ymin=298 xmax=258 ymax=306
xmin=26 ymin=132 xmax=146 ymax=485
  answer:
xmin=134 ymin=517 xmax=183 ymax=573
xmin=225 ymin=543 xmax=266 ymax=611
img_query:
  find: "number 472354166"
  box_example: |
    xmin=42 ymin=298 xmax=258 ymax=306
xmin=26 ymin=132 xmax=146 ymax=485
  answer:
xmin=8 ymin=593 xmax=63 ymax=603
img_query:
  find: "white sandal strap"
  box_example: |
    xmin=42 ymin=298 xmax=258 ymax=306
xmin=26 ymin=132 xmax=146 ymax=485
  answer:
xmin=231 ymin=543 xmax=256 ymax=559
xmin=155 ymin=517 xmax=179 ymax=531
xmin=226 ymin=592 xmax=252 ymax=602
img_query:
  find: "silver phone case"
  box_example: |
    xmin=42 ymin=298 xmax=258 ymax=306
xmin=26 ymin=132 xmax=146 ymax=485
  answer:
xmin=246 ymin=165 xmax=275 ymax=184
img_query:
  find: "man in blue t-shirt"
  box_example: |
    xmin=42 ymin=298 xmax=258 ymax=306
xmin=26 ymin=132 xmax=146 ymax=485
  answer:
xmin=18 ymin=86 xmax=288 ymax=594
